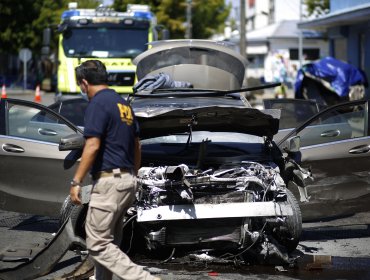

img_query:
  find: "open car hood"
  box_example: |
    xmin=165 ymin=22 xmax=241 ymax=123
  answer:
xmin=133 ymin=40 xmax=248 ymax=91
xmin=135 ymin=105 xmax=280 ymax=139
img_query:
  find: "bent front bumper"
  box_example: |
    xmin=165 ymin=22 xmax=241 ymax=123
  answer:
xmin=137 ymin=202 xmax=293 ymax=222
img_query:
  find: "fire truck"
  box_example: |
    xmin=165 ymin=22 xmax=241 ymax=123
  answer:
xmin=52 ymin=2 xmax=167 ymax=95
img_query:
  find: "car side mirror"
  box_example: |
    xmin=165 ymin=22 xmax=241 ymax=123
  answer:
xmin=59 ymin=133 xmax=85 ymax=151
xmin=282 ymin=136 xmax=300 ymax=153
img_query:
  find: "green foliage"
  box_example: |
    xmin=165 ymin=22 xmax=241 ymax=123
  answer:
xmin=0 ymin=0 xmax=100 ymax=55
xmin=0 ymin=0 xmax=229 ymax=55
xmin=192 ymin=0 xmax=230 ymax=39
xmin=113 ymin=0 xmax=230 ymax=39
xmin=0 ymin=0 xmax=41 ymax=54
xmin=304 ymin=0 xmax=330 ymax=17
xmin=156 ymin=0 xmax=187 ymax=38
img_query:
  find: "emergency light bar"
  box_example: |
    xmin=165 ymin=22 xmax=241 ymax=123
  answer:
xmin=61 ymin=2 xmax=154 ymax=22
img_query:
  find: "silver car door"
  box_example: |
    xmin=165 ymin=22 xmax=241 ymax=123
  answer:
xmin=263 ymin=98 xmax=321 ymax=129
xmin=0 ymin=99 xmax=82 ymax=217
xmin=263 ymin=98 xmax=322 ymax=143
xmin=279 ymin=100 xmax=370 ymax=221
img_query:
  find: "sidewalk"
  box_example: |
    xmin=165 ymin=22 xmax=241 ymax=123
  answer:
xmin=1 ymin=86 xmax=56 ymax=105
xmin=2 ymin=87 xmax=42 ymax=95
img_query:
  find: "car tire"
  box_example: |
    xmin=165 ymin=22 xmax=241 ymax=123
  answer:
xmin=59 ymin=195 xmax=88 ymax=240
xmin=274 ymin=188 xmax=302 ymax=253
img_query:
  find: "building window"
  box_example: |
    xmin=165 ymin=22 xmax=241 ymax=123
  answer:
xmin=247 ymin=55 xmax=264 ymax=69
xmin=289 ymin=48 xmax=320 ymax=61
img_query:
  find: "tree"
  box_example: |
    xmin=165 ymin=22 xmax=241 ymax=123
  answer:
xmin=191 ymin=0 xmax=230 ymax=39
xmin=0 ymin=0 xmax=43 ymax=54
xmin=113 ymin=0 xmax=230 ymax=39
xmin=304 ymin=0 xmax=330 ymax=17
xmin=0 ymin=0 xmax=101 ymax=55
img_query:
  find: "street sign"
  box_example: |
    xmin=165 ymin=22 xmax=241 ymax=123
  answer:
xmin=19 ymin=48 xmax=32 ymax=62
xmin=19 ymin=48 xmax=32 ymax=90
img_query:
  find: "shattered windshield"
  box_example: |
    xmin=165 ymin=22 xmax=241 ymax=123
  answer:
xmin=62 ymin=27 xmax=148 ymax=58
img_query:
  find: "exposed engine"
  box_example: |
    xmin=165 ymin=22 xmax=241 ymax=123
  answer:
xmin=137 ymin=161 xmax=287 ymax=206
xmin=129 ymin=162 xmax=301 ymax=264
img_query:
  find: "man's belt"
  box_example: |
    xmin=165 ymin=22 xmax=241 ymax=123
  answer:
xmin=92 ymin=168 xmax=131 ymax=180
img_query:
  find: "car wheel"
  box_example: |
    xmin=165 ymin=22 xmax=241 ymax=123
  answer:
xmin=59 ymin=195 xmax=88 ymax=240
xmin=273 ymin=188 xmax=302 ymax=253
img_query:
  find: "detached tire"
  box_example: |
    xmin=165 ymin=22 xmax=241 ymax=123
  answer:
xmin=274 ymin=188 xmax=302 ymax=253
xmin=59 ymin=195 xmax=88 ymax=240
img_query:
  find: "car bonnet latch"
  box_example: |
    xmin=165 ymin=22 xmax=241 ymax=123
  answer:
xmin=186 ymin=114 xmax=198 ymax=147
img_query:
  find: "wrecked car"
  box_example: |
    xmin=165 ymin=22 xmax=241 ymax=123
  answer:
xmin=1 ymin=40 xmax=370 ymax=264
xmin=125 ymin=108 xmax=305 ymax=263
xmin=56 ymin=40 xmax=311 ymax=264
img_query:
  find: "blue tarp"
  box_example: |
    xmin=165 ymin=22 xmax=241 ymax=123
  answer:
xmin=295 ymin=57 xmax=367 ymax=99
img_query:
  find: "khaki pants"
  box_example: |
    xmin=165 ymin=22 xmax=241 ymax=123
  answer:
xmin=86 ymin=173 xmax=155 ymax=280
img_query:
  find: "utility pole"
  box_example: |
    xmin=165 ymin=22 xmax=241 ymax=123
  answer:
xmin=298 ymin=0 xmax=303 ymax=68
xmin=239 ymin=0 xmax=247 ymax=58
xmin=185 ymin=0 xmax=192 ymax=39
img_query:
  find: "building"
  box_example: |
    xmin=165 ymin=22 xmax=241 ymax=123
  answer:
xmin=228 ymin=0 xmax=328 ymax=86
xmin=299 ymin=0 xmax=370 ymax=97
xmin=245 ymin=20 xmax=327 ymax=84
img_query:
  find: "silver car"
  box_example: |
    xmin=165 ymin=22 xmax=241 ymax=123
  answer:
xmin=0 ymin=40 xmax=369 ymax=225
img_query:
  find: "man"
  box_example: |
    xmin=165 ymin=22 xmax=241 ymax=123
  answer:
xmin=69 ymin=60 xmax=159 ymax=280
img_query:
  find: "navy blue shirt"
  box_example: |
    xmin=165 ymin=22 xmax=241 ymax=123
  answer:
xmin=83 ymin=89 xmax=139 ymax=174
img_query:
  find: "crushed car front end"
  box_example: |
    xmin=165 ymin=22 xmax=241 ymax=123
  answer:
xmin=59 ymin=40 xmax=312 ymax=265
xmin=122 ymin=103 xmax=306 ymax=264
xmin=120 ymin=40 xmax=310 ymax=264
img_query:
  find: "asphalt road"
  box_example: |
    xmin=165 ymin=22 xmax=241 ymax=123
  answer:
xmin=4 ymin=90 xmax=62 ymax=106
xmin=1 ymin=210 xmax=370 ymax=280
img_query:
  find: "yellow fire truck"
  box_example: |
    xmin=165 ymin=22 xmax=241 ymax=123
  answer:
xmin=55 ymin=2 xmax=165 ymax=95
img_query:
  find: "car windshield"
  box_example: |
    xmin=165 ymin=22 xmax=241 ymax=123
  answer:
xmin=141 ymin=132 xmax=264 ymax=145
xmin=62 ymin=27 xmax=148 ymax=58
